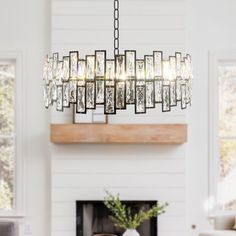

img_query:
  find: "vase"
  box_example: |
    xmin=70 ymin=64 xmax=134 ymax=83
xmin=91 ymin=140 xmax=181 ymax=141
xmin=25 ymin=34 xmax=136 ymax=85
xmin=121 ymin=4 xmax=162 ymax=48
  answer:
xmin=122 ymin=229 xmax=140 ymax=236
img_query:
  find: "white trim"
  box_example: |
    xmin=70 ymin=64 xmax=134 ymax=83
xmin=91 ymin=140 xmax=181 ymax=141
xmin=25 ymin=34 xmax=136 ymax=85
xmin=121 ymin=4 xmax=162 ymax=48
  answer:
xmin=0 ymin=215 xmax=25 ymax=219
xmin=0 ymin=134 xmax=16 ymax=138
xmin=0 ymin=51 xmax=26 ymax=217
xmin=219 ymin=137 xmax=236 ymax=140
xmin=208 ymin=50 xmax=236 ymax=216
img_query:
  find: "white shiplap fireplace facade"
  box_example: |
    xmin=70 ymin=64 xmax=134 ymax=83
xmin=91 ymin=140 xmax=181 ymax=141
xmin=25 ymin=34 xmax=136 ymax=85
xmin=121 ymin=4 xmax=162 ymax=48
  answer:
xmin=51 ymin=0 xmax=188 ymax=236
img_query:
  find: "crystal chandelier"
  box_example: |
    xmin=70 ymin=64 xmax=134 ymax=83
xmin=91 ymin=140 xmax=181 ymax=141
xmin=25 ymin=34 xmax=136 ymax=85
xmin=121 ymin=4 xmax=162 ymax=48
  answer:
xmin=43 ymin=0 xmax=193 ymax=114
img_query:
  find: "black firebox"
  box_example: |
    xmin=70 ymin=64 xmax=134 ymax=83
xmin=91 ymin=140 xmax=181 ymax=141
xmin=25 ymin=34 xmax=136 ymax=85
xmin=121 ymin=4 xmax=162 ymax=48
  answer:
xmin=76 ymin=201 xmax=158 ymax=236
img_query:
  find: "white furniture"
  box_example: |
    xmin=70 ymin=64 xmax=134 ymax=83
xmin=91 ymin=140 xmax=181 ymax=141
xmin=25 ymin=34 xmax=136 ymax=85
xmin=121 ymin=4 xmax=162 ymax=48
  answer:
xmin=200 ymin=216 xmax=235 ymax=236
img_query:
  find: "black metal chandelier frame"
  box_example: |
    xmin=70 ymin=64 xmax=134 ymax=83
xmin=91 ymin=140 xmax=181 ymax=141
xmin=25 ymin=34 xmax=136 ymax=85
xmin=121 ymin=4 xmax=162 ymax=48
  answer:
xmin=43 ymin=0 xmax=193 ymax=114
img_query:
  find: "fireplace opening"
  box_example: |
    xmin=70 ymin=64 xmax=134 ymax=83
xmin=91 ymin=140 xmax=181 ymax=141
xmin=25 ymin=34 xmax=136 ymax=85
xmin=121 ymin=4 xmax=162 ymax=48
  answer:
xmin=76 ymin=201 xmax=158 ymax=236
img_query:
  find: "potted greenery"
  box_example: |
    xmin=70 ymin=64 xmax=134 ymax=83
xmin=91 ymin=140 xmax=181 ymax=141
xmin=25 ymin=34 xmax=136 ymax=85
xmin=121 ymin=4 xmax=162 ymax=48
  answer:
xmin=104 ymin=191 xmax=168 ymax=236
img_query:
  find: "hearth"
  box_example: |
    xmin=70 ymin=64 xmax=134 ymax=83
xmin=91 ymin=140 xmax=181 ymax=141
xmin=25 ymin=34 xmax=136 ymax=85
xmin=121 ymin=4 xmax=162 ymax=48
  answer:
xmin=76 ymin=201 xmax=158 ymax=236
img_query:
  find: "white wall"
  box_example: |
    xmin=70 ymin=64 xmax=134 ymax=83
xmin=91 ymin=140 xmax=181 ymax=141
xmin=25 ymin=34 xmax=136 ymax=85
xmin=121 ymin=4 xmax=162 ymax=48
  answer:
xmin=0 ymin=0 xmax=50 ymax=236
xmin=186 ymin=0 xmax=236 ymax=235
xmin=51 ymin=1 xmax=188 ymax=236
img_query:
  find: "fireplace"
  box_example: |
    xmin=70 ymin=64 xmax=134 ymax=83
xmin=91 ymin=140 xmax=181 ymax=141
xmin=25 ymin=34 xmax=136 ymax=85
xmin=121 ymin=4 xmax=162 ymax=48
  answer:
xmin=76 ymin=201 xmax=158 ymax=236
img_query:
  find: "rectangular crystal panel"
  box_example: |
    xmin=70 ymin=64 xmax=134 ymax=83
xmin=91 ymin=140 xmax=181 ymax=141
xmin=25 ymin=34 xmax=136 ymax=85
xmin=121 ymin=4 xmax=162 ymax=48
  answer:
xmin=57 ymin=61 xmax=63 ymax=85
xmin=125 ymin=51 xmax=136 ymax=77
xmin=76 ymin=86 xmax=86 ymax=113
xmin=176 ymin=79 xmax=182 ymax=101
xmin=187 ymin=55 xmax=193 ymax=79
xmin=44 ymin=85 xmax=50 ymax=108
xmin=162 ymin=85 xmax=170 ymax=112
xmin=145 ymin=56 xmax=154 ymax=80
xmin=126 ymin=80 xmax=135 ymax=104
xmin=48 ymin=84 xmax=53 ymax=106
xmin=169 ymin=56 xmax=176 ymax=80
xmin=170 ymin=81 xmax=177 ymax=106
xmin=186 ymin=79 xmax=191 ymax=104
xmin=135 ymin=86 xmax=146 ymax=114
xmin=63 ymin=56 xmax=70 ymax=81
xmin=155 ymin=79 xmax=163 ymax=103
xmin=163 ymin=60 xmax=170 ymax=80
xmin=181 ymin=60 xmax=187 ymax=79
xmin=95 ymin=51 xmax=105 ymax=77
xmin=106 ymin=60 xmax=115 ymax=81
xmin=51 ymin=82 xmax=57 ymax=102
xmin=53 ymin=53 xmax=58 ymax=79
xmin=56 ymin=85 xmax=63 ymax=111
xmin=185 ymin=56 xmax=189 ymax=77
xmin=116 ymin=55 xmax=125 ymax=80
xmin=63 ymin=82 xmax=70 ymax=107
xmin=116 ymin=82 xmax=126 ymax=109
xmin=48 ymin=57 xmax=53 ymax=82
xmin=154 ymin=51 xmax=163 ymax=77
xmin=186 ymin=54 xmax=191 ymax=63
xmin=86 ymin=82 xmax=95 ymax=109
xmin=69 ymin=80 xmax=77 ymax=103
xmin=106 ymin=60 xmax=115 ymax=86
xmin=105 ymin=87 xmax=115 ymax=114
xmin=78 ymin=59 xmax=86 ymax=86
xmin=181 ymin=84 xmax=187 ymax=109
xmin=105 ymin=59 xmax=115 ymax=113
xmin=96 ymin=80 xmax=104 ymax=104
xmin=136 ymin=60 xmax=145 ymax=81
xmin=70 ymin=51 xmax=78 ymax=78
xmin=86 ymin=56 xmax=95 ymax=80
xmin=176 ymin=52 xmax=181 ymax=77
xmin=185 ymin=55 xmax=191 ymax=79
xmin=146 ymin=81 xmax=155 ymax=108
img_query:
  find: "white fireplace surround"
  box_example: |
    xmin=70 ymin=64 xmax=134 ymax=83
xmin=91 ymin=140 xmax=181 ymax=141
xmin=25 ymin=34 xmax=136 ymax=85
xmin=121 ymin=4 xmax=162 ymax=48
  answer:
xmin=51 ymin=146 xmax=186 ymax=236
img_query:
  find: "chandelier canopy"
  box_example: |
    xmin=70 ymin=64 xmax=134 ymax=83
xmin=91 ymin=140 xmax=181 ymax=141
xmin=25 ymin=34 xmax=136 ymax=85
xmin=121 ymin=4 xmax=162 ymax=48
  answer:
xmin=43 ymin=0 xmax=193 ymax=114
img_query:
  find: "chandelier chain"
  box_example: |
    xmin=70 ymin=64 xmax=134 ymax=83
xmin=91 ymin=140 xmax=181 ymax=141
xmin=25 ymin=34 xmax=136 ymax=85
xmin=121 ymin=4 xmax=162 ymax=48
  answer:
xmin=114 ymin=0 xmax=119 ymax=56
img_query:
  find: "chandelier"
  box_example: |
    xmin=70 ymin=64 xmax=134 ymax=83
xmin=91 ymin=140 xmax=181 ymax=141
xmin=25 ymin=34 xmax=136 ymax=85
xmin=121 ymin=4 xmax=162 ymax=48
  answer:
xmin=43 ymin=0 xmax=193 ymax=114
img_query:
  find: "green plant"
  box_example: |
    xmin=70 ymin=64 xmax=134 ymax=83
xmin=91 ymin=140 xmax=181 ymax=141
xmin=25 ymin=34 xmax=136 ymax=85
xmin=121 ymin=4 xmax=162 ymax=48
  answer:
xmin=104 ymin=191 xmax=168 ymax=230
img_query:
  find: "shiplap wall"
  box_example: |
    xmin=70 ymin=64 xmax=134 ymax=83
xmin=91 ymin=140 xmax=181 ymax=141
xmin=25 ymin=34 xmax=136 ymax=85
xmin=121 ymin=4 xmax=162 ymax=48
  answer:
xmin=51 ymin=0 xmax=187 ymax=236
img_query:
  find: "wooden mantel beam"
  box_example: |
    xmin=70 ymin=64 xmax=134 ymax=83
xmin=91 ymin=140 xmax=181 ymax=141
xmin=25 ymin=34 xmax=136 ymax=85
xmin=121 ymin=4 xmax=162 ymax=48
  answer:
xmin=50 ymin=124 xmax=187 ymax=144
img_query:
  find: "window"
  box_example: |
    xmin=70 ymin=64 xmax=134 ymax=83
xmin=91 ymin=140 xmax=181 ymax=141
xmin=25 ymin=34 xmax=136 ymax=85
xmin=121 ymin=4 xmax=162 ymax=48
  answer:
xmin=218 ymin=65 xmax=236 ymax=210
xmin=209 ymin=51 xmax=236 ymax=213
xmin=0 ymin=61 xmax=16 ymax=211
